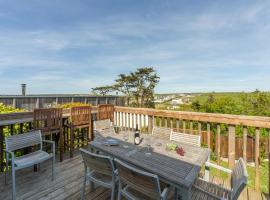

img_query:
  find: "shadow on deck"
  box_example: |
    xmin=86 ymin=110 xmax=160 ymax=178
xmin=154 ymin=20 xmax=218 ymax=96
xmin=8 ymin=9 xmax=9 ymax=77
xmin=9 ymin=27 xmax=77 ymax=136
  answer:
xmin=0 ymin=151 xmax=268 ymax=200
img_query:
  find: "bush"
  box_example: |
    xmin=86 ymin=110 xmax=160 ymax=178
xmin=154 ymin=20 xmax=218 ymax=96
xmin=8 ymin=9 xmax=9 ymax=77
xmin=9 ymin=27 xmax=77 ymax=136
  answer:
xmin=57 ymin=102 xmax=91 ymax=109
xmin=0 ymin=103 xmax=25 ymax=114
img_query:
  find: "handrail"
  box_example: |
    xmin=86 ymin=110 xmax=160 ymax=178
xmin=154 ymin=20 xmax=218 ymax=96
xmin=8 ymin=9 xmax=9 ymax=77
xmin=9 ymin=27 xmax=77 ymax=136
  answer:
xmin=115 ymin=106 xmax=270 ymax=128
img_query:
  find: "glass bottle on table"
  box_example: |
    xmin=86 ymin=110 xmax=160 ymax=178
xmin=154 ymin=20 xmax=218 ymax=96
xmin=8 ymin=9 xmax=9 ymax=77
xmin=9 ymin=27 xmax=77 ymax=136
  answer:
xmin=134 ymin=124 xmax=140 ymax=145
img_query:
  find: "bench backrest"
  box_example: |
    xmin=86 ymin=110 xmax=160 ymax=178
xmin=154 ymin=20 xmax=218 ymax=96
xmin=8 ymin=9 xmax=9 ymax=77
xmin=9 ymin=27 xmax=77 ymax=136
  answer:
xmin=231 ymin=158 xmax=248 ymax=200
xmin=152 ymin=126 xmax=172 ymax=140
xmin=170 ymin=131 xmax=201 ymax=147
xmin=5 ymin=130 xmax=42 ymax=152
xmin=115 ymin=158 xmax=162 ymax=199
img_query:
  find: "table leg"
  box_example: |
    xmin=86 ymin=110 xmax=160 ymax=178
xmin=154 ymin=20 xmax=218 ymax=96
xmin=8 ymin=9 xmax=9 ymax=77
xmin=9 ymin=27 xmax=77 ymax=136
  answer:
xmin=175 ymin=186 xmax=191 ymax=200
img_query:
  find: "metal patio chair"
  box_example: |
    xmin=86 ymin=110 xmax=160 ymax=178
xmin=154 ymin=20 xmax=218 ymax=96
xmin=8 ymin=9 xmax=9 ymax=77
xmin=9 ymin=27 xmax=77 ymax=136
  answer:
xmin=115 ymin=158 xmax=173 ymax=200
xmin=5 ymin=130 xmax=55 ymax=200
xmin=152 ymin=126 xmax=172 ymax=141
xmin=94 ymin=119 xmax=116 ymax=138
xmin=80 ymin=148 xmax=118 ymax=200
xmin=192 ymin=158 xmax=248 ymax=200
xmin=170 ymin=131 xmax=201 ymax=147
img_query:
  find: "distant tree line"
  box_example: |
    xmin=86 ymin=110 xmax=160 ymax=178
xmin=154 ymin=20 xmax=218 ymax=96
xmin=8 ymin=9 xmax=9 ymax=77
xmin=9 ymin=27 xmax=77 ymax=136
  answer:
xmin=91 ymin=67 xmax=160 ymax=108
xmin=191 ymin=90 xmax=270 ymax=117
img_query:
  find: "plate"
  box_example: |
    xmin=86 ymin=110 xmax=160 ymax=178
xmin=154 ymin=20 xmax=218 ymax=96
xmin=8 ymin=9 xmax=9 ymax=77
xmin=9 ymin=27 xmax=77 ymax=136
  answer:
xmin=104 ymin=139 xmax=119 ymax=146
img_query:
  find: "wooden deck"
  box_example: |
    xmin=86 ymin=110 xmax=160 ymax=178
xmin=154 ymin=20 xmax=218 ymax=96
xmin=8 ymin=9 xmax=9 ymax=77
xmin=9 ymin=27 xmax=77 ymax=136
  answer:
xmin=0 ymin=151 xmax=268 ymax=200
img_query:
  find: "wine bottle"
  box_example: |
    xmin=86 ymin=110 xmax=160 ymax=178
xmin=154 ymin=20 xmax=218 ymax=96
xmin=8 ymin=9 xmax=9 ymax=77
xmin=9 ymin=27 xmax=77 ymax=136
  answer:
xmin=134 ymin=124 xmax=140 ymax=145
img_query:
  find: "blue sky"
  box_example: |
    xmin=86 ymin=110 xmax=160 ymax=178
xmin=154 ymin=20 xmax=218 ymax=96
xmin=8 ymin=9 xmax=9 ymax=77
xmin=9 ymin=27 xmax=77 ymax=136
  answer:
xmin=0 ymin=0 xmax=270 ymax=94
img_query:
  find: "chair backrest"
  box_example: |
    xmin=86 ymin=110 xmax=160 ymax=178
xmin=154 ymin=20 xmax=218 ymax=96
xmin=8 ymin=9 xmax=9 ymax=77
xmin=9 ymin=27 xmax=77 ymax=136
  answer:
xmin=170 ymin=131 xmax=201 ymax=147
xmin=70 ymin=106 xmax=91 ymax=126
xmin=48 ymin=108 xmax=63 ymax=130
xmin=33 ymin=108 xmax=63 ymax=134
xmin=94 ymin=119 xmax=112 ymax=130
xmin=5 ymin=130 xmax=42 ymax=152
xmin=80 ymin=148 xmax=115 ymax=176
xmin=115 ymin=158 xmax=162 ymax=199
xmin=231 ymin=158 xmax=248 ymax=200
xmin=152 ymin=126 xmax=172 ymax=140
xmin=97 ymin=104 xmax=114 ymax=122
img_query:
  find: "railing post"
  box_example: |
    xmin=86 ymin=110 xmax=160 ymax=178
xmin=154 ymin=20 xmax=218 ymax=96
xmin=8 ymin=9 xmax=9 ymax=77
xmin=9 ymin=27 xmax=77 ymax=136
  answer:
xmin=0 ymin=126 xmax=3 ymax=172
xmin=190 ymin=121 xmax=193 ymax=134
xmin=268 ymin=129 xmax=270 ymax=195
xmin=198 ymin=122 xmax=202 ymax=145
xmin=140 ymin=114 xmax=142 ymax=131
xmin=36 ymin=98 xmax=40 ymax=108
xmin=176 ymin=120 xmax=180 ymax=132
xmin=131 ymin=113 xmax=134 ymax=131
xmin=12 ymin=98 xmax=16 ymax=108
xmin=148 ymin=115 xmax=153 ymax=134
xmin=121 ymin=112 xmax=124 ymax=131
xmin=207 ymin=123 xmax=211 ymax=149
xmin=217 ymin=124 xmax=221 ymax=166
xmin=127 ymin=113 xmax=130 ymax=130
xmin=117 ymin=112 xmax=120 ymax=129
xmin=255 ymin=127 xmax=260 ymax=191
xmin=228 ymin=125 xmax=235 ymax=169
xmin=183 ymin=120 xmax=186 ymax=133
xmin=164 ymin=117 xmax=167 ymax=128
xmin=243 ymin=127 xmax=247 ymax=163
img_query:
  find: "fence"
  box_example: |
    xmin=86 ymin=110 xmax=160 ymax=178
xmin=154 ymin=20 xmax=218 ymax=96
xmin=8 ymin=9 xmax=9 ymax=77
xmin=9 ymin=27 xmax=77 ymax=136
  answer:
xmin=0 ymin=95 xmax=125 ymax=111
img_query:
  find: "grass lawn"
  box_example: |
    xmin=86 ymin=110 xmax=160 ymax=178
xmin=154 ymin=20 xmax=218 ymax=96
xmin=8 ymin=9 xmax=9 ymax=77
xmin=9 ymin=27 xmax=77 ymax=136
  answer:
xmin=208 ymin=160 xmax=269 ymax=194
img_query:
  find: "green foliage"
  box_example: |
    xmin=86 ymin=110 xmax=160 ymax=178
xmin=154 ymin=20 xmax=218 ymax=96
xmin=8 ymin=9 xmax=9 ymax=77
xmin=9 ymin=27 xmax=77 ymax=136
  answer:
xmin=92 ymin=67 xmax=160 ymax=108
xmin=0 ymin=103 xmax=25 ymax=114
xmin=201 ymin=94 xmax=242 ymax=114
xmin=191 ymin=90 xmax=270 ymax=117
xmin=91 ymin=85 xmax=114 ymax=96
xmin=58 ymin=102 xmax=90 ymax=109
xmin=191 ymin=100 xmax=201 ymax=111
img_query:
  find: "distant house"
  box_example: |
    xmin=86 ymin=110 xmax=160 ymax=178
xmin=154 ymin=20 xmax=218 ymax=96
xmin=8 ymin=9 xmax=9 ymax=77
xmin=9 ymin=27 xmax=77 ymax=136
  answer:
xmin=172 ymin=99 xmax=184 ymax=105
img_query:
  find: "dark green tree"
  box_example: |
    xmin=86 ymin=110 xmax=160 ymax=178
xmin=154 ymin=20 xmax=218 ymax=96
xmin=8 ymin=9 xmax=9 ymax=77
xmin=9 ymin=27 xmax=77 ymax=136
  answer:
xmin=191 ymin=100 xmax=201 ymax=111
xmin=91 ymin=86 xmax=114 ymax=96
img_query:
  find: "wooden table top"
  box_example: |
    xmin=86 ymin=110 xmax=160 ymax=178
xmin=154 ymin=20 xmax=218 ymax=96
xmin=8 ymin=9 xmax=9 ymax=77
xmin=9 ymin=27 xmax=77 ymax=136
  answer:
xmin=88 ymin=133 xmax=210 ymax=189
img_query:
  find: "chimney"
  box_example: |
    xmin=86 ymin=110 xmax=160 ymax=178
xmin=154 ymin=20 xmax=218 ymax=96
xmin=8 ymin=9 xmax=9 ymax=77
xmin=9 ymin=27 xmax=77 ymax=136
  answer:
xmin=21 ymin=84 xmax=26 ymax=96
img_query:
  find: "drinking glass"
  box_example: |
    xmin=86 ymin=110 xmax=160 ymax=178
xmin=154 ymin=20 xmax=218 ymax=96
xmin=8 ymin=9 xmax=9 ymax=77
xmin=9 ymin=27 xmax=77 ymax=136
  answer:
xmin=123 ymin=133 xmax=129 ymax=148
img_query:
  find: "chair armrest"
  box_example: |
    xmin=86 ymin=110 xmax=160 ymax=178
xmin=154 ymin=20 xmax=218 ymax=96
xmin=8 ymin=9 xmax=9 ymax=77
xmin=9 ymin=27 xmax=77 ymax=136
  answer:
xmin=42 ymin=140 xmax=55 ymax=154
xmin=205 ymin=161 xmax=232 ymax=174
xmin=3 ymin=149 xmax=15 ymax=157
xmin=43 ymin=140 xmax=55 ymax=144
xmin=160 ymin=185 xmax=172 ymax=200
xmin=3 ymin=149 xmax=15 ymax=164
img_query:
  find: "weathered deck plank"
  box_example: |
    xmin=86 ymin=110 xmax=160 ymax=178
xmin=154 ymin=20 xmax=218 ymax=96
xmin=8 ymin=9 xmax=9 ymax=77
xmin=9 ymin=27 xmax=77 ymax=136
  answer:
xmin=0 ymin=151 xmax=268 ymax=200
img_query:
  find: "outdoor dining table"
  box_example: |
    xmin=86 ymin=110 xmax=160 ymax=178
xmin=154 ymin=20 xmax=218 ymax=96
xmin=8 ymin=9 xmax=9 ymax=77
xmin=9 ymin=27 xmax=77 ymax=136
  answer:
xmin=87 ymin=132 xmax=210 ymax=200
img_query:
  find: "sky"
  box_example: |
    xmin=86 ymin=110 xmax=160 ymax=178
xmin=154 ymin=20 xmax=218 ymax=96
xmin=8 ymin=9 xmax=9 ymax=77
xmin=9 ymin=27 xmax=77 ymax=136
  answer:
xmin=0 ymin=0 xmax=270 ymax=94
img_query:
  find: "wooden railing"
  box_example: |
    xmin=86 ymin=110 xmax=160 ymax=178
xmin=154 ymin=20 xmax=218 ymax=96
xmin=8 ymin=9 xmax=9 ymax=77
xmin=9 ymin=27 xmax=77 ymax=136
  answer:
xmin=114 ymin=106 xmax=270 ymax=193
